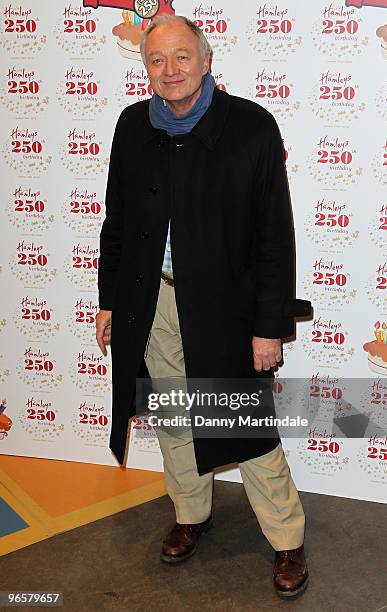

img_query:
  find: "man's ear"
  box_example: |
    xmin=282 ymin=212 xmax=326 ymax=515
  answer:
xmin=202 ymin=52 xmax=211 ymax=75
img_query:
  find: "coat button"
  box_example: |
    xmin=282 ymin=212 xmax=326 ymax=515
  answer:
xmin=135 ymin=274 xmax=143 ymax=284
xmin=128 ymin=314 xmax=136 ymax=324
xmin=141 ymin=231 xmax=149 ymax=239
xmin=149 ymin=186 xmax=158 ymax=195
xmin=157 ymin=139 xmax=166 ymax=148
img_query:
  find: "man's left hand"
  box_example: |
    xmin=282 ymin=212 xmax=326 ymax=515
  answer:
xmin=252 ymin=336 xmax=282 ymax=371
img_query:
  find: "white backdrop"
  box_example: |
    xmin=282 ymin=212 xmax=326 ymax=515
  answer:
xmin=0 ymin=0 xmax=386 ymax=503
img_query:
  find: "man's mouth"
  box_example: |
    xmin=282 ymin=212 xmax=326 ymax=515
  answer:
xmin=163 ymin=80 xmax=184 ymax=87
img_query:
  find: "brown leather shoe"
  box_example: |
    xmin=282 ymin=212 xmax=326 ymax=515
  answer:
xmin=160 ymin=516 xmax=213 ymax=564
xmin=273 ymin=544 xmax=309 ymax=597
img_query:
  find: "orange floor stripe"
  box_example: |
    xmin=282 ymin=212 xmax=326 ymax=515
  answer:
xmin=1 ymin=455 xmax=164 ymax=518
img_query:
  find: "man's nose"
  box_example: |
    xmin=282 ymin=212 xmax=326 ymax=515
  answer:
xmin=164 ymin=56 xmax=178 ymax=76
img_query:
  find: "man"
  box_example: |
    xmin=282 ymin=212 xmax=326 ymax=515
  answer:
xmin=96 ymin=14 xmax=311 ymax=598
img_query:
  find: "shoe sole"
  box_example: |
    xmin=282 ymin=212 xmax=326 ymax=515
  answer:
xmin=275 ymin=574 xmax=309 ymax=598
xmin=160 ymin=520 xmax=213 ymax=564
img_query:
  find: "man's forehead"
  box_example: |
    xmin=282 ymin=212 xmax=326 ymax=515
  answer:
xmin=145 ymin=23 xmax=199 ymax=52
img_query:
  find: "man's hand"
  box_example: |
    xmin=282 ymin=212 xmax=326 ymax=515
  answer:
xmin=96 ymin=310 xmax=112 ymax=357
xmin=252 ymin=336 xmax=282 ymax=371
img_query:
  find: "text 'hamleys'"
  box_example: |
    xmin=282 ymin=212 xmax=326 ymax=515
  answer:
xmin=320 ymin=71 xmax=352 ymax=86
xmin=77 ymin=350 xmax=103 ymax=364
xmin=72 ymin=244 xmax=98 ymax=256
xmin=24 ymin=347 xmax=49 ymax=359
xmin=313 ymin=258 xmax=344 ymax=273
xmin=322 ymin=4 xmax=355 ymax=19
xmin=256 ymin=69 xmax=287 ymax=85
xmin=65 ymin=67 xmax=94 ymax=81
xmin=11 ymin=127 xmax=37 ymax=140
xmin=13 ymin=186 xmax=41 ymax=200
xmin=3 ymin=5 xmax=32 ymax=18
xmin=27 ymin=397 xmax=52 ymax=410
xmin=63 ymin=4 xmax=92 ymax=18
xmin=78 ymin=401 xmax=105 ymax=415
xmin=193 ymin=4 xmax=224 ymax=20
xmin=21 ymin=296 xmax=47 ymax=308
xmin=308 ymin=427 xmax=336 ymax=441
xmin=315 ymin=199 xmax=346 ymax=213
xmin=125 ymin=67 xmax=149 ymax=82
xmin=313 ymin=317 xmax=342 ymax=333
xmin=17 ymin=240 xmax=43 ymax=253
xmin=311 ymin=373 xmax=339 ymax=385
xmin=318 ymin=136 xmax=349 ymax=151
xmin=256 ymin=4 xmax=288 ymax=20
xmin=67 ymin=129 xmax=96 ymax=142
xmin=7 ymin=67 xmax=35 ymax=80
xmin=70 ymin=188 xmax=97 ymax=201
xmin=368 ymin=435 xmax=387 ymax=448
xmin=75 ymin=299 xmax=98 ymax=311
xmin=371 ymin=379 xmax=387 ymax=393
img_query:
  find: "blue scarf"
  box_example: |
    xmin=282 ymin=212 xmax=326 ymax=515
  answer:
xmin=149 ymin=72 xmax=216 ymax=136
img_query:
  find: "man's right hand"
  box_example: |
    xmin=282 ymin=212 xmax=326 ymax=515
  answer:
xmin=96 ymin=310 xmax=112 ymax=357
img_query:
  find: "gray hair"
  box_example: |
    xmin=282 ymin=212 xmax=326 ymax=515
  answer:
xmin=140 ymin=14 xmax=212 ymax=64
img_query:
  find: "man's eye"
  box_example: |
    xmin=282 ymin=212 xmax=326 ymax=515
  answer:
xmin=178 ymin=56 xmax=189 ymax=60
xmin=152 ymin=58 xmax=162 ymax=65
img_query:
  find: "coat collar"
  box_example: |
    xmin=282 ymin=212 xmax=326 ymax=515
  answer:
xmin=142 ymin=87 xmax=230 ymax=150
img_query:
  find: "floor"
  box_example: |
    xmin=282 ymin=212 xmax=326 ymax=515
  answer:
xmin=0 ymin=455 xmax=165 ymax=554
xmin=1 ymin=455 xmax=387 ymax=611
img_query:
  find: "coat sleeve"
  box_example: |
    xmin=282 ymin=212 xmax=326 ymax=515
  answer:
xmin=98 ymin=109 xmax=127 ymax=311
xmin=252 ymin=113 xmax=311 ymax=339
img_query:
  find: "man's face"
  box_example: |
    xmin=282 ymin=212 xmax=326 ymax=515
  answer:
xmin=144 ymin=22 xmax=210 ymax=104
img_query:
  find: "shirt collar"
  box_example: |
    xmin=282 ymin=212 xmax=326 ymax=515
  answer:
xmin=142 ymin=87 xmax=230 ymax=150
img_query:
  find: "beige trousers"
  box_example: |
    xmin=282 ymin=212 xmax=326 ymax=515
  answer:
xmin=144 ymin=278 xmax=305 ymax=551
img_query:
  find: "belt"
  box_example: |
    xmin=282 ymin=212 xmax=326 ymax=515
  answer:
xmin=161 ymin=272 xmax=174 ymax=287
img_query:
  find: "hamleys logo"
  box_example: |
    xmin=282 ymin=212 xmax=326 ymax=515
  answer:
xmin=21 ymin=296 xmax=47 ymax=308
xmin=313 ymin=258 xmax=344 ymax=273
xmin=74 ymin=298 xmax=98 ymax=311
xmin=63 ymin=4 xmax=91 ymax=18
xmin=77 ymin=350 xmax=103 ymax=363
xmin=13 ymin=186 xmax=41 ymax=200
xmin=65 ymin=66 xmax=94 ymax=81
xmin=311 ymin=372 xmax=339 ymax=385
xmin=11 ymin=126 xmax=38 ymax=140
xmin=78 ymin=400 xmax=105 ymax=414
xmin=315 ymin=198 xmax=346 ymax=213
xmin=26 ymin=397 xmax=52 ymax=410
xmin=72 ymin=244 xmax=98 ymax=256
xmin=7 ymin=67 xmax=35 ymax=80
xmin=312 ymin=317 xmax=342 ymax=333
xmin=4 ymin=5 xmax=32 ymax=18
xmin=193 ymin=4 xmax=224 ymax=19
xmin=70 ymin=187 xmax=97 ymax=200
xmin=67 ymin=128 xmax=95 ymax=142
xmin=322 ymin=4 xmax=355 ymax=18
xmin=320 ymin=70 xmax=352 ymax=86
xmin=17 ymin=240 xmax=43 ymax=254
xmin=256 ymin=4 xmax=289 ymax=19
xmin=256 ymin=68 xmax=287 ymax=85
xmin=125 ymin=67 xmax=149 ymax=82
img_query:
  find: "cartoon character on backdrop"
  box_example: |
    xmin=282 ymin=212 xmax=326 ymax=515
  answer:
xmin=376 ymin=24 xmax=387 ymax=57
xmin=363 ymin=321 xmax=387 ymax=376
xmin=344 ymin=0 xmax=387 ymax=57
xmin=0 ymin=400 xmax=12 ymax=439
xmin=346 ymin=0 xmax=387 ymax=8
xmin=83 ymin=0 xmax=175 ymax=60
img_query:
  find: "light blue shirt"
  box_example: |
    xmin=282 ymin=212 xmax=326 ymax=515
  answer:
xmin=162 ymin=222 xmax=172 ymax=273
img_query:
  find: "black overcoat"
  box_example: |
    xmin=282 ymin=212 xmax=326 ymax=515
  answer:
xmin=98 ymin=87 xmax=311 ymax=475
